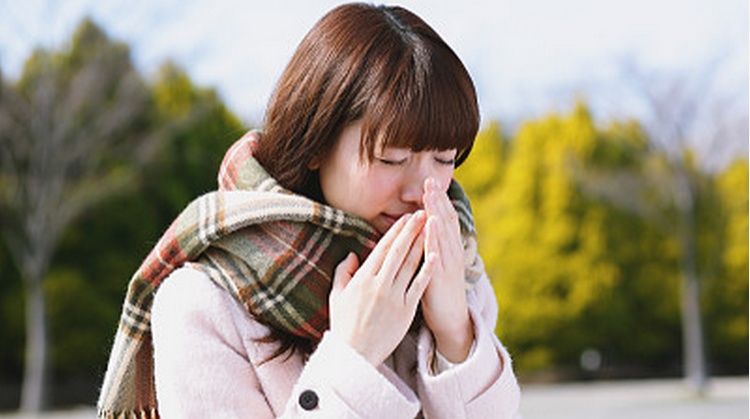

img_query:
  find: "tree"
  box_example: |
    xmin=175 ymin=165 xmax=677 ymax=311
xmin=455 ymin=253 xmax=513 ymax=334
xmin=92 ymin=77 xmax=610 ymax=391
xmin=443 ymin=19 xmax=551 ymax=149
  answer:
xmin=578 ymin=58 xmax=747 ymax=394
xmin=483 ymin=104 xmax=630 ymax=373
xmin=0 ymin=19 xmax=204 ymax=412
xmin=458 ymin=104 xmax=692 ymax=378
xmin=703 ymin=159 xmax=749 ymax=373
xmin=455 ymin=121 xmax=507 ymax=252
xmin=41 ymin=60 xmax=244 ymax=406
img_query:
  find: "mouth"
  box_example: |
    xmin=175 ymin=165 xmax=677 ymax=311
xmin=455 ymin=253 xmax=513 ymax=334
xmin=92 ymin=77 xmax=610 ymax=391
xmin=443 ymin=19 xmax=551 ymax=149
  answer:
xmin=382 ymin=213 xmax=399 ymax=223
xmin=375 ymin=212 xmax=403 ymax=234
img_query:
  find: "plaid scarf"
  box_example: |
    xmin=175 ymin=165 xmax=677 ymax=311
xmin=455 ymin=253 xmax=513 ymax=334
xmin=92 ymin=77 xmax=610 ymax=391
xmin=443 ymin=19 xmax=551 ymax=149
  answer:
xmin=97 ymin=130 xmax=482 ymax=418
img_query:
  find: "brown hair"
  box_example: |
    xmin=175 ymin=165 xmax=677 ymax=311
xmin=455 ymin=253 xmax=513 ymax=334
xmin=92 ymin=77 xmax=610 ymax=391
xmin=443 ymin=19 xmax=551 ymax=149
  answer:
xmin=252 ymin=2 xmax=479 ymax=363
xmin=254 ymin=2 xmax=480 ymax=195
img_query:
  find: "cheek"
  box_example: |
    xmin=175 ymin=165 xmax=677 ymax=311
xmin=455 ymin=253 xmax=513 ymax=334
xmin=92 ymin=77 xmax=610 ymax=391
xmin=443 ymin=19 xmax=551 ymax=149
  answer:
xmin=359 ymin=168 xmax=401 ymax=201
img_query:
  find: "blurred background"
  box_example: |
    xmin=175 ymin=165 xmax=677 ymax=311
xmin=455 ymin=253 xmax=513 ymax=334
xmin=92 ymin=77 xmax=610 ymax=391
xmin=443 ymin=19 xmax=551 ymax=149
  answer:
xmin=0 ymin=0 xmax=747 ymax=417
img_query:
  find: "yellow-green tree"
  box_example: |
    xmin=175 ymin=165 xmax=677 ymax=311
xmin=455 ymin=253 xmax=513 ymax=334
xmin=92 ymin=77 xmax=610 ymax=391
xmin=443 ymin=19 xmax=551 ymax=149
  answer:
xmin=703 ymin=159 xmax=748 ymax=372
xmin=492 ymin=104 xmax=623 ymax=372
xmin=455 ymin=120 xmax=506 ymax=251
xmin=458 ymin=103 xmax=687 ymax=375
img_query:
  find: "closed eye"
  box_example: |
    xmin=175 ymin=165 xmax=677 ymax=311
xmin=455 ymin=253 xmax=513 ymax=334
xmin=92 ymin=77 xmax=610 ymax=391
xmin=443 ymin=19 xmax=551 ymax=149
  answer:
xmin=376 ymin=154 xmax=454 ymax=166
xmin=377 ymin=158 xmax=407 ymax=166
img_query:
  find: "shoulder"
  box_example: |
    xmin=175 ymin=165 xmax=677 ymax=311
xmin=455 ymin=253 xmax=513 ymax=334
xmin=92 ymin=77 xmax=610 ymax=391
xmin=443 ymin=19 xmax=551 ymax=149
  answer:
xmin=153 ymin=267 xmax=235 ymax=325
xmin=150 ymin=267 xmax=280 ymax=417
xmin=151 ymin=266 xmax=268 ymax=344
xmin=154 ymin=266 xmax=224 ymax=306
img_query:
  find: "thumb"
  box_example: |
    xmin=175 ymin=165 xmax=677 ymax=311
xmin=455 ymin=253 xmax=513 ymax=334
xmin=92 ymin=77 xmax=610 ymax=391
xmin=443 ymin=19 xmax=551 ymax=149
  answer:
xmin=332 ymin=252 xmax=359 ymax=292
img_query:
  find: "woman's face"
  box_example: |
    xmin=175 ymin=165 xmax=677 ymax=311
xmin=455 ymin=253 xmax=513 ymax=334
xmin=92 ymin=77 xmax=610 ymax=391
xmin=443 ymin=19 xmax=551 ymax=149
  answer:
xmin=317 ymin=121 xmax=457 ymax=234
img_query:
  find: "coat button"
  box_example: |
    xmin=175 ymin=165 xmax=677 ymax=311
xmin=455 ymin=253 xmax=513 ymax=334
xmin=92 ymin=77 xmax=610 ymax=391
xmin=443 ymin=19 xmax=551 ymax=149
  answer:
xmin=299 ymin=389 xmax=319 ymax=410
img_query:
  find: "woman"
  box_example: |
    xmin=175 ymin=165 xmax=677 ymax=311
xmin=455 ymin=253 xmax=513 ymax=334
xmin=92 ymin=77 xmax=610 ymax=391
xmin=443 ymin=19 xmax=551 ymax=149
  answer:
xmin=98 ymin=3 xmax=521 ymax=418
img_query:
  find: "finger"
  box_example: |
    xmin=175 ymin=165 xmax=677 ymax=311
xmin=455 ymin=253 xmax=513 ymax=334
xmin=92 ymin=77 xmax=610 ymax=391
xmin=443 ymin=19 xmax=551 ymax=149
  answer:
xmin=424 ymin=184 xmax=457 ymax=241
xmin=377 ymin=210 xmax=426 ymax=282
xmin=438 ymin=193 xmax=462 ymax=241
xmin=424 ymin=178 xmax=454 ymax=218
xmin=427 ymin=182 xmax=459 ymax=231
xmin=425 ymin=215 xmax=445 ymax=271
xmin=423 ymin=178 xmax=463 ymax=255
xmin=392 ymin=227 xmax=426 ymax=294
xmin=422 ymin=182 xmax=439 ymax=217
xmin=432 ymin=209 xmax=463 ymax=258
xmin=425 ymin=187 xmax=462 ymax=256
xmin=332 ymin=252 xmax=359 ymax=292
xmin=405 ymin=252 xmax=436 ymax=308
xmin=361 ymin=213 xmax=411 ymax=275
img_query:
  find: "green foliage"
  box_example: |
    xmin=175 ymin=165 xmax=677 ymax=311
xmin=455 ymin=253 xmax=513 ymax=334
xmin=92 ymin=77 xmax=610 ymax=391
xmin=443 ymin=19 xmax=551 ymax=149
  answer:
xmin=48 ymin=61 xmax=244 ymax=381
xmin=457 ymin=102 xmax=746 ymax=378
xmin=0 ymin=18 xmax=245 ymax=396
xmin=145 ymin=62 xmax=244 ymax=213
xmin=703 ymin=159 xmax=749 ymax=373
xmin=0 ymin=245 xmax=23 ymax=379
xmin=456 ymin=121 xmax=506 ymax=198
xmin=44 ymin=269 xmax=119 ymax=376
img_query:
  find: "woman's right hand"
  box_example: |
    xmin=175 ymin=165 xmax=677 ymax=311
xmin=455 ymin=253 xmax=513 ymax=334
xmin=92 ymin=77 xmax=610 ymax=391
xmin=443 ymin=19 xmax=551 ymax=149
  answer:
xmin=328 ymin=210 xmax=436 ymax=366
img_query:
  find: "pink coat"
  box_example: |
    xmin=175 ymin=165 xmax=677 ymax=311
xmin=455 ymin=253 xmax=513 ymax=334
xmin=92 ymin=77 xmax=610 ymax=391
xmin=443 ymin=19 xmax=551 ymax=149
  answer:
xmin=151 ymin=267 xmax=521 ymax=418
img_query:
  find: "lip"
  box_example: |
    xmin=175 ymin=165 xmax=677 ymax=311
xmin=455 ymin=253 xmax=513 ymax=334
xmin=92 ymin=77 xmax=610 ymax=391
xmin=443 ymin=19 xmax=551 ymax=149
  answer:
xmin=376 ymin=212 xmax=403 ymax=233
xmin=384 ymin=212 xmax=413 ymax=223
xmin=382 ymin=213 xmax=401 ymax=222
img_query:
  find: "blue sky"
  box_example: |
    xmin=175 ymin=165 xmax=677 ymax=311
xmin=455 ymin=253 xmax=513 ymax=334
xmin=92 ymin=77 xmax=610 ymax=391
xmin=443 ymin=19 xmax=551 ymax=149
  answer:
xmin=0 ymin=0 xmax=747 ymax=138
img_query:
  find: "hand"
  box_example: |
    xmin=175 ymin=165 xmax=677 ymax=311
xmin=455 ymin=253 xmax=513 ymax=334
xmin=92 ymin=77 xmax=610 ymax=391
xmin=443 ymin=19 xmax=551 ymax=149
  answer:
xmin=329 ymin=211 xmax=437 ymax=366
xmin=421 ymin=178 xmax=474 ymax=363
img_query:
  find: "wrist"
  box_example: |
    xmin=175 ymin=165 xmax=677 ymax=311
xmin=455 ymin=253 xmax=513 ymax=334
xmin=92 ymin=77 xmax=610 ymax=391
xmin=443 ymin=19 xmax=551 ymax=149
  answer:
xmin=432 ymin=314 xmax=474 ymax=363
xmin=338 ymin=333 xmax=385 ymax=367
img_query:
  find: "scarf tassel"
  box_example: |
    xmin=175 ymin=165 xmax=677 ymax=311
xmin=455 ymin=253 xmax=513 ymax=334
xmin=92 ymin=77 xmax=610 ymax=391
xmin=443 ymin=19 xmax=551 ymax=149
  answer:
xmin=98 ymin=408 xmax=159 ymax=419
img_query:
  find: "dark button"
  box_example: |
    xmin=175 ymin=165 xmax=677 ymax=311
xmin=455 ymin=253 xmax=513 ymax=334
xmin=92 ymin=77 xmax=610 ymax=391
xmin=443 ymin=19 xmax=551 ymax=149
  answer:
xmin=299 ymin=389 xmax=319 ymax=410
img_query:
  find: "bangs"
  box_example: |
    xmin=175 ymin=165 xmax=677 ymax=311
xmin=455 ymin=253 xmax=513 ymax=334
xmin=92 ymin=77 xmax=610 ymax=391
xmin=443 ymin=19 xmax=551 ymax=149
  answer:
xmin=358 ymin=36 xmax=479 ymax=167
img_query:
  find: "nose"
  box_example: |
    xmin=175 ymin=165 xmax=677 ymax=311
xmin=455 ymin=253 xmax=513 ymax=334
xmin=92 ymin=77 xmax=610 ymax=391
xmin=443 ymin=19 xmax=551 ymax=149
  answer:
xmin=399 ymin=161 xmax=433 ymax=209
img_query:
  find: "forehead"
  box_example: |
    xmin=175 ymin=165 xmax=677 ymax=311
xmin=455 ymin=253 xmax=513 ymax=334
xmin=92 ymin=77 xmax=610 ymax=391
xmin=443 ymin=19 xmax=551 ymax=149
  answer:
xmin=364 ymin=123 xmax=461 ymax=157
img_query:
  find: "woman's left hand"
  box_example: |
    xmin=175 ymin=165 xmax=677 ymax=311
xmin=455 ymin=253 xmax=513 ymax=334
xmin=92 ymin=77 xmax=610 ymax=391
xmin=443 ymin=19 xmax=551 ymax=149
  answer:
xmin=420 ymin=177 xmax=475 ymax=363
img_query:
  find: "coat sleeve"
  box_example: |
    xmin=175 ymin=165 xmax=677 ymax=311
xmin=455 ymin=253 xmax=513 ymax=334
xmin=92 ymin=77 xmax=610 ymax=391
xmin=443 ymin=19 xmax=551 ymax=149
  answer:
xmin=151 ymin=267 xmax=420 ymax=419
xmin=414 ymin=268 xmax=522 ymax=419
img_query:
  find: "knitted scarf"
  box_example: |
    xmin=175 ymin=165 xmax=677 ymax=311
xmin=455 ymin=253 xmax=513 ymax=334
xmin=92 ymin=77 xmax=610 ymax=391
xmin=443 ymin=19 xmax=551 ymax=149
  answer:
xmin=97 ymin=130 xmax=482 ymax=418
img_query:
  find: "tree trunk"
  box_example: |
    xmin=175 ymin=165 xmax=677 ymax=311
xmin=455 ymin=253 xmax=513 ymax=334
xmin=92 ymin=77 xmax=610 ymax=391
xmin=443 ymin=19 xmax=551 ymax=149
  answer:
xmin=20 ymin=274 xmax=48 ymax=412
xmin=679 ymin=193 xmax=708 ymax=396
xmin=681 ymin=270 xmax=707 ymax=395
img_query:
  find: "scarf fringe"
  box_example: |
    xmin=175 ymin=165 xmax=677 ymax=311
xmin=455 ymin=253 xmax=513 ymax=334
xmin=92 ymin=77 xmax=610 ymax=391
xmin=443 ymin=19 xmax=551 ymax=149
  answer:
xmin=98 ymin=407 xmax=159 ymax=419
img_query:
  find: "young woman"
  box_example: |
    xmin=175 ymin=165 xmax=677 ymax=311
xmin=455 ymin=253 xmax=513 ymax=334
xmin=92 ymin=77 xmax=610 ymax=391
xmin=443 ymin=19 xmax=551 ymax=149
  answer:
xmin=98 ymin=3 xmax=521 ymax=418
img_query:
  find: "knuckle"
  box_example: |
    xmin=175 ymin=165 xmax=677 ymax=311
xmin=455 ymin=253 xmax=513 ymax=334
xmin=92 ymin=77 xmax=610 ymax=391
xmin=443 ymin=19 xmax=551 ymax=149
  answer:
xmin=334 ymin=262 xmax=347 ymax=276
xmin=373 ymin=279 xmax=389 ymax=298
